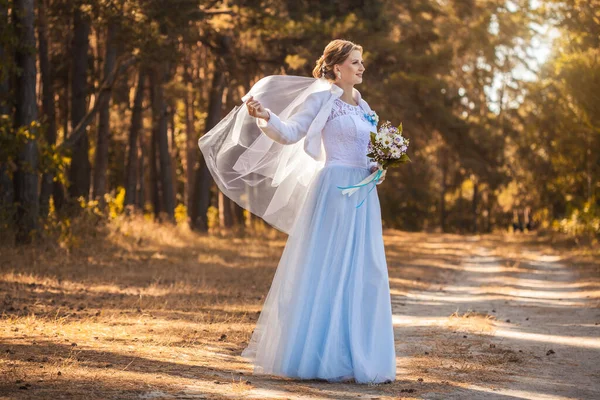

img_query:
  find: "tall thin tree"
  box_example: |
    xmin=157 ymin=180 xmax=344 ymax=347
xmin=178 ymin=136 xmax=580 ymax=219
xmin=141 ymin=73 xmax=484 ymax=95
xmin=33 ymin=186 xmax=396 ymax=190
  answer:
xmin=0 ymin=0 xmax=14 ymax=210
xmin=93 ymin=21 xmax=119 ymax=205
xmin=38 ymin=0 xmax=57 ymax=218
xmin=124 ymin=67 xmax=146 ymax=208
xmin=68 ymin=5 xmax=91 ymax=201
xmin=149 ymin=62 xmax=175 ymax=221
xmin=13 ymin=0 xmax=39 ymax=243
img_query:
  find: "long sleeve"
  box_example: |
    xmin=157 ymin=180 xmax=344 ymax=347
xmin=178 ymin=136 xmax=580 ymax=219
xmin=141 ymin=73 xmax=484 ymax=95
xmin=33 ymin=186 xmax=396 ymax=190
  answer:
xmin=255 ymin=92 xmax=322 ymax=145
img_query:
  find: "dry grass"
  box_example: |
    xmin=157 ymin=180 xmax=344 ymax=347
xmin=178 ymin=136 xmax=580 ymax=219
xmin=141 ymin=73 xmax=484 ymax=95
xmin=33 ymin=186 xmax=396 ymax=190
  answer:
xmin=446 ymin=310 xmax=497 ymax=335
xmin=1 ymin=214 xmax=287 ymax=399
xmin=0 ymin=216 xmax=597 ymax=399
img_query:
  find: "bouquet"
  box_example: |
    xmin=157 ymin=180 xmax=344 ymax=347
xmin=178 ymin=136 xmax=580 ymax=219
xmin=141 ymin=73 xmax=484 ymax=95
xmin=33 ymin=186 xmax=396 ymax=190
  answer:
xmin=337 ymin=118 xmax=411 ymax=208
xmin=367 ymin=120 xmax=410 ymax=169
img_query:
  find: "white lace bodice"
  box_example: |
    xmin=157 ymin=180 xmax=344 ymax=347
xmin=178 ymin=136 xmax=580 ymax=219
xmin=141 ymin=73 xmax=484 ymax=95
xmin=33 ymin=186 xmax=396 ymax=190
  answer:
xmin=322 ymin=98 xmax=376 ymax=168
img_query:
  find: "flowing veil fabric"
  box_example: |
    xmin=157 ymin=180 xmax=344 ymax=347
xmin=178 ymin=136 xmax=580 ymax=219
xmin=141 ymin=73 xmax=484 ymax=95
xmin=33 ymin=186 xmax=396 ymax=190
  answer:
xmin=198 ymin=75 xmax=331 ymax=234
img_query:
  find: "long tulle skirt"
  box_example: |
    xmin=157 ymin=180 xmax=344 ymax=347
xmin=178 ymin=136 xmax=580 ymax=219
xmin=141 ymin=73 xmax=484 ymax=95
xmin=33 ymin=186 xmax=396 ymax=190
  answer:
xmin=241 ymin=162 xmax=396 ymax=384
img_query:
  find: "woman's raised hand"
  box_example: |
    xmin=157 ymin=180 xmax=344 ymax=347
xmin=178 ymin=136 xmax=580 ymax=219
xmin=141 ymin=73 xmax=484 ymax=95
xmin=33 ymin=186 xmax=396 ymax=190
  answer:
xmin=245 ymin=95 xmax=270 ymax=121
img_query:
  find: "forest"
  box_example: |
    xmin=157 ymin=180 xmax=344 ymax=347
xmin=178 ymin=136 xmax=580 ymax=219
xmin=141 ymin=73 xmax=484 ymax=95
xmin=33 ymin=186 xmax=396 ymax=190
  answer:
xmin=0 ymin=0 xmax=598 ymax=243
xmin=1 ymin=1 xmax=599 ymax=398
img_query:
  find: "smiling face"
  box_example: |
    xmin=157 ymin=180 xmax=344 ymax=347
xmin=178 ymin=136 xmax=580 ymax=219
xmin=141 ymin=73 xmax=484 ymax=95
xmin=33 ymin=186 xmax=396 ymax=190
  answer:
xmin=334 ymin=49 xmax=365 ymax=85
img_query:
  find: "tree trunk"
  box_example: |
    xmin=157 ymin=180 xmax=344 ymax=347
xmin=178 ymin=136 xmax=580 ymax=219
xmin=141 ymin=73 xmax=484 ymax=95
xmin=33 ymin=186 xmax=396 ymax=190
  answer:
xmin=184 ymin=68 xmax=196 ymax=210
xmin=38 ymin=0 xmax=57 ymax=218
xmin=53 ymin=37 xmax=70 ymax=213
xmin=218 ymin=192 xmax=233 ymax=228
xmin=218 ymin=86 xmax=234 ymax=229
xmin=92 ymin=21 xmax=118 ymax=205
xmin=136 ymin=127 xmax=146 ymax=209
xmin=68 ymin=6 xmax=91 ymax=200
xmin=53 ymin=80 xmax=68 ymax=213
xmin=149 ymin=106 xmax=161 ymax=216
xmin=440 ymin=148 xmax=448 ymax=232
xmin=125 ymin=68 xmax=145 ymax=208
xmin=149 ymin=63 xmax=175 ymax=221
xmin=13 ymin=0 xmax=39 ymax=243
xmin=233 ymin=200 xmax=245 ymax=228
xmin=168 ymin=98 xmax=178 ymax=207
xmin=0 ymin=2 xmax=10 ymax=115
xmin=148 ymin=73 xmax=161 ymax=218
xmin=190 ymin=66 xmax=225 ymax=232
xmin=472 ymin=179 xmax=478 ymax=233
xmin=0 ymin=1 xmax=14 ymax=212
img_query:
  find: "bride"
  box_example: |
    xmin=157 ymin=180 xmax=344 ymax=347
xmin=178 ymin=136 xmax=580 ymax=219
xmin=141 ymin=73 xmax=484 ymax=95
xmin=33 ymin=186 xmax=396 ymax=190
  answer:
xmin=199 ymin=39 xmax=396 ymax=384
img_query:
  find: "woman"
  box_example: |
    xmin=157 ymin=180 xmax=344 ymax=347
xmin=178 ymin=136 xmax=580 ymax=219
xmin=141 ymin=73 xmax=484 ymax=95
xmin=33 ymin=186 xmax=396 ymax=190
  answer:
xmin=199 ymin=39 xmax=396 ymax=384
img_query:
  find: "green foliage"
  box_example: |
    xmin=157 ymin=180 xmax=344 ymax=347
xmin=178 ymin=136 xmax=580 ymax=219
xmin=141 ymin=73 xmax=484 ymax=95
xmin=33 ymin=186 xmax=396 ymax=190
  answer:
xmin=0 ymin=115 xmax=69 ymax=185
xmin=512 ymin=1 xmax=600 ymax=238
xmin=555 ymin=200 xmax=600 ymax=240
xmin=174 ymin=203 xmax=187 ymax=226
xmin=207 ymin=205 xmax=219 ymax=231
xmin=2 ymin=0 xmax=597 ymax=238
xmin=106 ymin=187 xmax=126 ymax=219
xmin=0 ymin=116 xmax=40 ymax=175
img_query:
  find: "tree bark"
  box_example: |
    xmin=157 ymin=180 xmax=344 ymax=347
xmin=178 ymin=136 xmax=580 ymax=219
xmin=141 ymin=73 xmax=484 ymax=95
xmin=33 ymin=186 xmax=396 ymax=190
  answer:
xmin=136 ymin=127 xmax=146 ymax=209
xmin=218 ymin=192 xmax=233 ymax=228
xmin=125 ymin=68 xmax=145 ymax=208
xmin=440 ymin=149 xmax=448 ymax=233
xmin=149 ymin=63 xmax=175 ymax=220
xmin=183 ymin=67 xmax=196 ymax=210
xmin=0 ymin=1 xmax=14 ymax=211
xmin=148 ymin=73 xmax=162 ymax=217
xmin=149 ymin=117 xmax=161 ymax=216
xmin=472 ymin=179 xmax=478 ymax=233
xmin=68 ymin=6 xmax=91 ymax=200
xmin=92 ymin=21 xmax=118 ymax=205
xmin=38 ymin=0 xmax=57 ymax=218
xmin=13 ymin=0 xmax=39 ymax=243
xmin=168 ymin=98 xmax=178 ymax=207
xmin=190 ymin=66 xmax=225 ymax=232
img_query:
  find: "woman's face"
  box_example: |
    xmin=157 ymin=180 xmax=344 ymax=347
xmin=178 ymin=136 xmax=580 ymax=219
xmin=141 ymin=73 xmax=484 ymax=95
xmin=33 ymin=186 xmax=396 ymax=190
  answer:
xmin=334 ymin=49 xmax=365 ymax=85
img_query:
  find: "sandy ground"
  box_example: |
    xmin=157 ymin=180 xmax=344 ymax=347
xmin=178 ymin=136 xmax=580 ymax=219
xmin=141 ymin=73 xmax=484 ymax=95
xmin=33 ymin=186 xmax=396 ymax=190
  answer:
xmin=1 ymin=220 xmax=598 ymax=399
xmin=390 ymin=236 xmax=600 ymax=400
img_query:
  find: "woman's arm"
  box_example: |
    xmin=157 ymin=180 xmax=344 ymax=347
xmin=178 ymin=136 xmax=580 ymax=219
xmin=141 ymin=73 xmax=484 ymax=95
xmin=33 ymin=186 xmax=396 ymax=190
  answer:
xmin=251 ymin=93 xmax=322 ymax=145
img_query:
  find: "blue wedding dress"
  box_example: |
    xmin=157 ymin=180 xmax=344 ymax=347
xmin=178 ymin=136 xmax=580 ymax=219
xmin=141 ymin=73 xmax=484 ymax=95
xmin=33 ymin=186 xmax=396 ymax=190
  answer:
xmin=241 ymin=97 xmax=397 ymax=384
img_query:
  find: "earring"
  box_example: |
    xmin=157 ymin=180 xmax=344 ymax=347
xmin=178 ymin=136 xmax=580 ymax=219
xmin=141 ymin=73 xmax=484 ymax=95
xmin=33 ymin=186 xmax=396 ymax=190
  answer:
xmin=336 ymin=71 xmax=341 ymax=79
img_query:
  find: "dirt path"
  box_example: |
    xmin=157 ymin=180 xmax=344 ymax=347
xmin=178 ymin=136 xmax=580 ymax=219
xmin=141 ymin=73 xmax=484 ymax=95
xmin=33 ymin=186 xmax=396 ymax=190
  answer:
xmin=176 ymin=234 xmax=600 ymax=400
xmin=1 ymin=228 xmax=598 ymax=400
xmin=392 ymin=239 xmax=600 ymax=399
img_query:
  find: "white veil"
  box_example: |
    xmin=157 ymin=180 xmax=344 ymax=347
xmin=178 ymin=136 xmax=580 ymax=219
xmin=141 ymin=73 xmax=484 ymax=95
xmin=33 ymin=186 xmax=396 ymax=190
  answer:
xmin=198 ymin=75 xmax=331 ymax=234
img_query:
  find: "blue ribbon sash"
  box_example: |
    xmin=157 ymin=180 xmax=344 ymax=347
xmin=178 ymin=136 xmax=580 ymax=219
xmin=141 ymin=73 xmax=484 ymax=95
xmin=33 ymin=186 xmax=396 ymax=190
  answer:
xmin=336 ymin=168 xmax=383 ymax=208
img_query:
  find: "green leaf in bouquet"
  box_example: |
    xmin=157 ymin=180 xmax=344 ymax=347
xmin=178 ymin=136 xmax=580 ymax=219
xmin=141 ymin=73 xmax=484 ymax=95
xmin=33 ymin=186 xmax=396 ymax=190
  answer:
xmin=383 ymin=154 xmax=411 ymax=168
xmin=398 ymin=122 xmax=403 ymax=133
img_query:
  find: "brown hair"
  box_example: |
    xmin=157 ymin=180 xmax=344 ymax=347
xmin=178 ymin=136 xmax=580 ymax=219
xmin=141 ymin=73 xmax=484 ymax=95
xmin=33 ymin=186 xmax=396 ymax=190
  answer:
xmin=312 ymin=39 xmax=363 ymax=81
